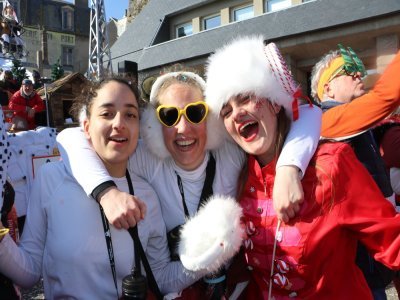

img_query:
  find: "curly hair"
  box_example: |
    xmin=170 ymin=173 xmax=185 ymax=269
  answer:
xmin=70 ymin=77 xmax=142 ymax=122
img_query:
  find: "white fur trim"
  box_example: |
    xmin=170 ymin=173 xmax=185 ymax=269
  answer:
xmin=78 ymin=107 xmax=87 ymax=128
xmin=179 ymin=195 xmax=244 ymax=273
xmin=206 ymin=36 xmax=296 ymax=117
xmin=140 ymin=106 xmax=170 ymax=159
xmin=204 ymin=112 xmax=225 ymax=150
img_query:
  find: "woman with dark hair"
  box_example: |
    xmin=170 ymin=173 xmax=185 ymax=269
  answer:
xmin=0 ymin=78 xmax=198 ymax=299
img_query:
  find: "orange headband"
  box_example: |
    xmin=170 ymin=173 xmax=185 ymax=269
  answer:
xmin=317 ymin=57 xmax=344 ymax=101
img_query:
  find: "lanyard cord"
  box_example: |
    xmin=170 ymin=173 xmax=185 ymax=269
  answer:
xmin=99 ymin=170 xmax=163 ymax=300
xmin=175 ymin=154 xmax=216 ymax=218
xmin=125 ymin=171 xmax=141 ymax=275
xmin=268 ymin=219 xmax=282 ymax=299
xmin=99 ymin=203 xmax=119 ymax=299
xmin=176 ymin=173 xmax=190 ymax=217
xmin=125 ymin=170 xmax=163 ymax=300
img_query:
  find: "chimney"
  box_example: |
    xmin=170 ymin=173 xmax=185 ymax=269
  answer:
xmin=74 ymin=0 xmax=89 ymax=8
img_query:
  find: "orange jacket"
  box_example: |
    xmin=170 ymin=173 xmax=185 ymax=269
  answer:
xmin=321 ymin=51 xmax=400 ymax=139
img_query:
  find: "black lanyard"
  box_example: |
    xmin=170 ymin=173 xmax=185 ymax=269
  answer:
xmin=175 ymin=154 xmax=216 ymax=218
xmin=99 ymin=170 xmax=163 ymax=300
xmin=99 ymin=201 xmax=119 ymax=298
xmin=125 ymin=171 xmax=162 ymax=300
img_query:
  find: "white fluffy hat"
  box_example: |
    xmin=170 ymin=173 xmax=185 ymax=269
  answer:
xmin=206 ymin=36 xmax=303 ymax=120
xmin=140 ymin=71 xmax=225 ymax=159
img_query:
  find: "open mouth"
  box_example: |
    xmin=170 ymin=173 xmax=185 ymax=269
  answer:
xmin=175 ymin=139 xmax=196 ymax=150
xmin=239 ymin=121 xmax=258 ymax=140
xmin=109 ymin=137 xmax=128 ymax=143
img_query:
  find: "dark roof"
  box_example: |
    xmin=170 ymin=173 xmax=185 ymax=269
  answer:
xmin=109 ymin=0 xmax=400 ymax=72
xmin=37 ymin=72 xmax=87 ymax=97
xmin=22 ymin=0 xmax=90 ymax=36
xmin=109 ymin=0 xmax=211 ymax=62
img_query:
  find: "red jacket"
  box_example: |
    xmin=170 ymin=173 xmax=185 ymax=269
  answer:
xmin=240 ymin=142 xmax=400 ymax=299
xmin=8 ymin=90 xmax=45 ymax=129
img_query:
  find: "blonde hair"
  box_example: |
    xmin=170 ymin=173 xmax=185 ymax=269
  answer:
xmin=151 ymin=64 xmax=204 ymax=106
xmin=153 ymin=73 xmax=204 ymax=106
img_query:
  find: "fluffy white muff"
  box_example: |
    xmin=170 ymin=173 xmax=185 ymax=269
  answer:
xmin=206 ymin=35 xmax=293 ymax=116
xmin=179 ymin=195 xmax=244 ymax=273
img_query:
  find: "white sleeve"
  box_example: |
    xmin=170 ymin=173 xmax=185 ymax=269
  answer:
xmin=276 ymin=104 xmax=322 ymax=177
xmin=127 ymin=141 xmax=161 ymax=184
xmin=0 ymin=169 xmax=47 ymax=288
xmin=143 ymin=187 xmax=201 ymax=294
xmin=56 ymin=127 xmax=113 ymax=196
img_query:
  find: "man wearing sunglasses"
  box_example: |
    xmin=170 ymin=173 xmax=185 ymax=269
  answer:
xmin=311 ymin=45 xmax=400 ymax=300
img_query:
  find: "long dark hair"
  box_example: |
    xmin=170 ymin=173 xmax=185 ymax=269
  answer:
xmin=275 ymin=108 xmax=291 ymax=157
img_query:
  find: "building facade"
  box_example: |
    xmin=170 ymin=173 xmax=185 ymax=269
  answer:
xmin=109 ymin=0 xmax=400 ymax=95
xmin=3 ymin=0 xmax=90 ymax=77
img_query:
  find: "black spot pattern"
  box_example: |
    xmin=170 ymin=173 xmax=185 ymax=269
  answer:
xmin=0 ymin=109 xmax=9 ymax=206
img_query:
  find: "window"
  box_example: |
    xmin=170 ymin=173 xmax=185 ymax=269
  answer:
xmin=264 ymin=0 xmax=291 ymax=12
xmin=61 ymin=35 xmax=74 ymax=44
xmin=62 ymin=47 xmax=73 ymax=66
xmin=176 ymin=22 xmax=193 ymax=38
xmin=62 ymin=6 xmax=74 ymax=31
xmin=233 ymin=5 xmax=254 ymax=22
xmin=25 ymin=29 xmax=38 ymax=39
xmin=203 ymin=14 xmax=221 ymax=30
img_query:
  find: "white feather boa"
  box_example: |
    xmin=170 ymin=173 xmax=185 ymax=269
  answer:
xmin=178 ymin=195 xmax=244 ymax=273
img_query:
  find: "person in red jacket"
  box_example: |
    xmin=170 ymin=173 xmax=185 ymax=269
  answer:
xmin=203 ymin=36 xmax=400 ymax=299
xmin=8 ymin=79 xmax=45 ymax=130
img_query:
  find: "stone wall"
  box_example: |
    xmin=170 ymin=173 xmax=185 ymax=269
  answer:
xmin=127 ymin=0 xmax=149 ymax=21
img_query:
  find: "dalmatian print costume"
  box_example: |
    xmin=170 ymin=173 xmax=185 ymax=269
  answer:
xmin=7 ymin=127 xmax=58 ymax=218
xmin=0 ymin=109 xmax=11 ymax=216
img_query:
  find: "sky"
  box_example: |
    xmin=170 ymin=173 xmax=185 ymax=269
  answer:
xmin=65 ymin=0 xmax=129 ymax=20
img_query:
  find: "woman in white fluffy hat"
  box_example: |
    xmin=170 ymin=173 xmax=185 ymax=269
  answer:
xmin=56 ymin=65 xmax=320 ymax=296
xmin=200 ymin=35 xmax=400 ymax=299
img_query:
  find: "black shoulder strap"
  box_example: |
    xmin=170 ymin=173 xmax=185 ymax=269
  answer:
xmin=125 ymin=170 xmax=163 ymax=300
xmin=198 ymin=153 xmax=216 ymax=209
xmin=175 ymin=153 xmax=216 ymax=218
